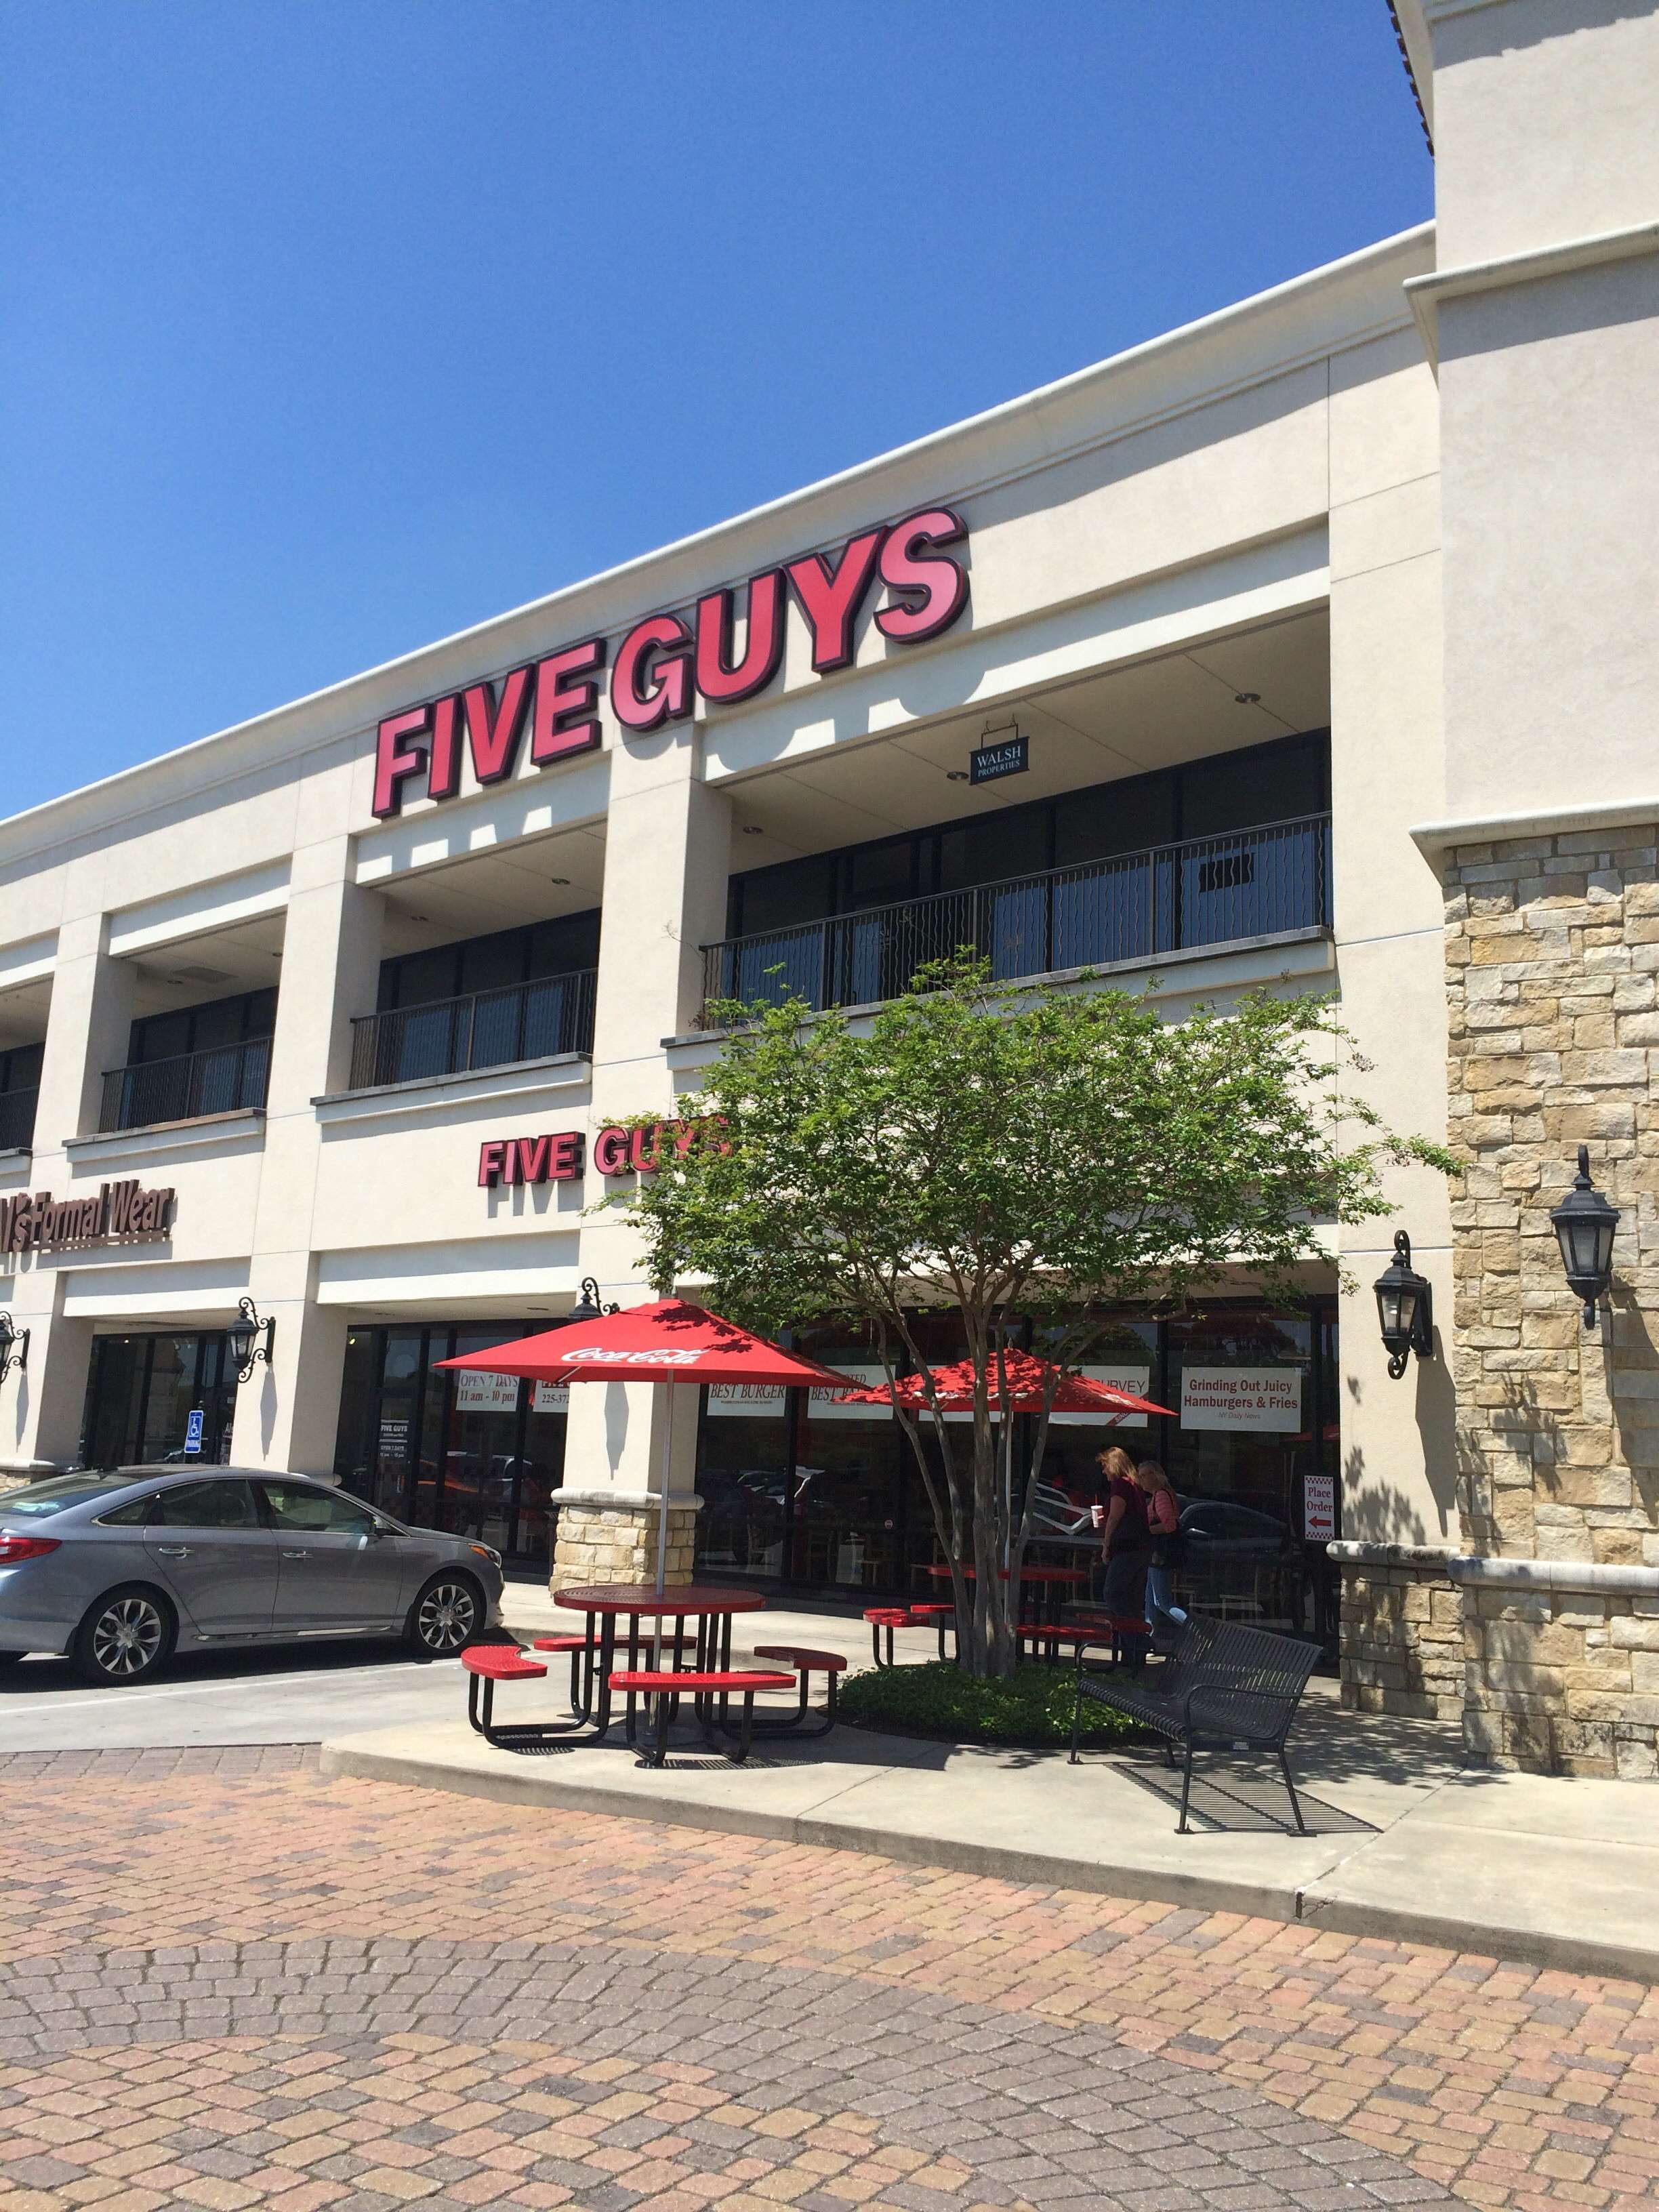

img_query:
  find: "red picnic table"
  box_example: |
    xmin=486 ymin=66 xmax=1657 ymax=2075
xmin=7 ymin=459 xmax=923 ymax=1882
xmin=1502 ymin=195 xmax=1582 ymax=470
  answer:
xmin=553 ymin=1580 xmax=766 ymax=1741
xmin=915 ymin=1560 xmax=1090 ymax=1622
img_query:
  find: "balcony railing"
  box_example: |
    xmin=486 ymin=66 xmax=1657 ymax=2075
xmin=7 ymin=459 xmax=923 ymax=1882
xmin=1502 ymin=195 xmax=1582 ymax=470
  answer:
xmin=701 ymin=813 xmax=1332 ymax=1022
xmin=348 ymin=967 xmax=598 ymax=1092
xmin=99 ymin=1038 xmax=272 ymax=1133
xmin=0 ymin=1086 xmax=38 ymax=1151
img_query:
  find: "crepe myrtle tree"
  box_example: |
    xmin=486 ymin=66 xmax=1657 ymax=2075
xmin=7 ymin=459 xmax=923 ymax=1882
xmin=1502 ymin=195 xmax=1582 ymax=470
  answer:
xmin=612 ymin=960 xmax=1452 ymax=1680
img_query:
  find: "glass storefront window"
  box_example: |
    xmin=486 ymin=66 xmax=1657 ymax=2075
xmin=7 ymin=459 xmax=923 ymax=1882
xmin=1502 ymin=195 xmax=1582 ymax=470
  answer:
xmin=80 ymin=1332 xmax=239 ymax=1468
xmin=697 ymin=1386 xmax=790 ymax=1578
xmin=1027 ymin=1317 xmax=1160 ymax=1548
xmin=792 ymin=1333 xmax=904 ymax=1593
xmin=331 ymin=1320 xmax=568 ymax=1561
xmin=687 ymin=1300 xmax=1339 ymax=1648
xmin=443 ymin=1328 xmax=523 ymax=1552
xmin=516 ymin=1383 xmax=567 ymax=1570
xmin=1164 ymin=1306 xmax=1313 ymax=1631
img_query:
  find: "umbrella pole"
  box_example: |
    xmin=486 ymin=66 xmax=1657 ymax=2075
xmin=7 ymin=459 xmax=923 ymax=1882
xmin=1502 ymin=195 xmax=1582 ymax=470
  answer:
xmin=651 ymin=1385 xmax=674 ymax=1668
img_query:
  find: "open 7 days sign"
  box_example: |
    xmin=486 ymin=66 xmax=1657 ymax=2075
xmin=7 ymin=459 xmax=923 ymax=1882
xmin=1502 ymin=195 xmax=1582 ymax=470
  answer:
xmin=372 ymin=508 xmax=970 ymax=819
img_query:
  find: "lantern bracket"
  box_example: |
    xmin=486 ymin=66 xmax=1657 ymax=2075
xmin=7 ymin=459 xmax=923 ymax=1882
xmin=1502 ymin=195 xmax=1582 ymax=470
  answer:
xmin=1373 ymin=1229 xmax=1433 ymax=1381
xmin=0 ymin=1313 xmax=28 ymax=1386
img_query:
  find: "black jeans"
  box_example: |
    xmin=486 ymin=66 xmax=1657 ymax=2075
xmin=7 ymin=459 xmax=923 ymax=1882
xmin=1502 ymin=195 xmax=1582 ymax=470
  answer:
xmin=1092 ymin=1549 xmax=1151 ymax=1670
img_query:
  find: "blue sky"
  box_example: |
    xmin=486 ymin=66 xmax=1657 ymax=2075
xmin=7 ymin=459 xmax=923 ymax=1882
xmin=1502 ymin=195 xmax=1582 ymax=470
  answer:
xmin=1 ymin=3 xmax=1431 ymax=815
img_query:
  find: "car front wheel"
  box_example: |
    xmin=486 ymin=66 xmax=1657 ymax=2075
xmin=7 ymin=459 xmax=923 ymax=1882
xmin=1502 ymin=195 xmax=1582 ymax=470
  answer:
xmin=73 ymin=1586 xmax=176 ymax=1686
xmin=405 ymin=1574 xmax=482 ymax=1658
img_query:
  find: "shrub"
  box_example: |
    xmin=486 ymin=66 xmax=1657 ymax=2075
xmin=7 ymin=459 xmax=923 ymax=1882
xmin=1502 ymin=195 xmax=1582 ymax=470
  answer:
xmin=838 ymin=1660 xmax=1139 ymax=1748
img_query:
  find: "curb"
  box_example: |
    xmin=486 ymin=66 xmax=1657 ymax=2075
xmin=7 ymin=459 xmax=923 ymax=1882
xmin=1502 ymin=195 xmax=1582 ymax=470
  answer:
xmin=318 ymin=1733 xmax=1659 ymax=1984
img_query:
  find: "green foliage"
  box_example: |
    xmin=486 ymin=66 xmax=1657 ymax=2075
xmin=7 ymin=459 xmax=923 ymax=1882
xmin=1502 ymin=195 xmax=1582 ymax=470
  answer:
xmin=611 ymin=956 xmax=1453 ymax=1676
xmin=838 ymin=1659 xmax=1138 ymax=1747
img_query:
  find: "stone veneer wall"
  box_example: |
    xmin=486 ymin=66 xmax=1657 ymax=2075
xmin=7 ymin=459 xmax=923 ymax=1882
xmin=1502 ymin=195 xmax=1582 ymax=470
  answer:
xmin=1441 ymin=823 xmax=1659 ymax=1773
xmin=550 ymin=1494 xmax=699 ymax=1593
xmin=1331 ymin=1542 xmax=1462 ymax=1720
xmin=1457 ymin=1561 xmax=1659 ymax=1778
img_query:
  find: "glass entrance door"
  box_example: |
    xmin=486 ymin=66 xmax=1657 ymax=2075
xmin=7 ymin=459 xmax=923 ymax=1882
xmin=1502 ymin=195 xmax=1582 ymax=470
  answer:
xmin=81 ymin=1332 xmax=239 ymax=1468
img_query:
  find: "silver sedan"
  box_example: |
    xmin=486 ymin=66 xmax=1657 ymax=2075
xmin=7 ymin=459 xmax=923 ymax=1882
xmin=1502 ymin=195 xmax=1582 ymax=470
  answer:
xmin=0 ymin=1467 xmax=505 ymax=1685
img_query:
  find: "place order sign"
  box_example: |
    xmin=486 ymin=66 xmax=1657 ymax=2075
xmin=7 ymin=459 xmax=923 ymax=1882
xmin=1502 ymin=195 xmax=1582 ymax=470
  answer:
xmin=373 ymin=506 xmax=971 ymax=819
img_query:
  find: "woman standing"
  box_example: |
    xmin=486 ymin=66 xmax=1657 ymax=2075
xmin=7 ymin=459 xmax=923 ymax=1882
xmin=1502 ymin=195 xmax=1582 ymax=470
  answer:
xmin=1134 ymin=1458 xmax=1187 ymax=1651
xmin=1094 ymin=1445 xmax=1153 ymax=1665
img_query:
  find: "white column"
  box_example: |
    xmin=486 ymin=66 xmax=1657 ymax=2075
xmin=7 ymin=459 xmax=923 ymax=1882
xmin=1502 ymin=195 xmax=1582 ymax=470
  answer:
xmin=1 ymin=1295 xmax=91 ymax=1475
xmin=1 ymin=913 xmax=133 ymax=1470
xmin=34 ymin=912 xmax=134 ymax=1147
xmin=556 ymin=717 xmax=730 ymax=1583
xmin=231 ymin=836 xmax=384 ymax=1475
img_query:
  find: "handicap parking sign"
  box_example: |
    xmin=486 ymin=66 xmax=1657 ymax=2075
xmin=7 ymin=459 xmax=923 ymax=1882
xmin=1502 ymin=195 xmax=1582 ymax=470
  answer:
xmin=184 ymin=1408 xmax=205 ymax=1457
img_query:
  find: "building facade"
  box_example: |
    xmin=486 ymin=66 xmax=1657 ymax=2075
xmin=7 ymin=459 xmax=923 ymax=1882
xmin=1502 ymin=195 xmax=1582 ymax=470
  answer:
xmin=2 ymin=0 xmax=1656 ymax=1770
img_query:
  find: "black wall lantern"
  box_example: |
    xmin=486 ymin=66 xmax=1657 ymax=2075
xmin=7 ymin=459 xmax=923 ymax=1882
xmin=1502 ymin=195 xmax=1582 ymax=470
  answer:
xmin=226 ymin=1296 xmax=274 ymax=1384
xmin=1374 ymin=1230 xmax=1433 ymax=1379
xmin=1551 ymin=1145 xmax=1620 ymax=1330
xmin=567 ymin=1276 xmax=619 ymax=1325
xmin=0 ymin=1312 xmax=29 ymax=1385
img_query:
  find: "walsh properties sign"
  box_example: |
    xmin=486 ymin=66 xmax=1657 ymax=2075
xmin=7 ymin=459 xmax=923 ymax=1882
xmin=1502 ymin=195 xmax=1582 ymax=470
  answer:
xmin=371 ymin=508 xmax=970 ymax=819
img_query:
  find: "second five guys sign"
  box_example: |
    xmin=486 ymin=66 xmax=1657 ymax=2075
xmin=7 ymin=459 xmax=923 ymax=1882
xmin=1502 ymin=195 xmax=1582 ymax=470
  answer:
xmin=372 ymin=508 xmax=970 ymax=819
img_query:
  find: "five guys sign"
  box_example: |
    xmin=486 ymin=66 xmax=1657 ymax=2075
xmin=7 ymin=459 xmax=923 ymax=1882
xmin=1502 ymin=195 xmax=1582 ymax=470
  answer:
xmin=373 ymin=507 xmax=969 ymax=819
xmin=478 ymin=1121 xmax=710 ymax=1188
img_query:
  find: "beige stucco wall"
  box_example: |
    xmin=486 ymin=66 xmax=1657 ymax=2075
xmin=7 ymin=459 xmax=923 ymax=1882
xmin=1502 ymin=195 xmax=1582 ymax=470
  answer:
xmin=0 ymin=228 xmax=1446 ymax=1553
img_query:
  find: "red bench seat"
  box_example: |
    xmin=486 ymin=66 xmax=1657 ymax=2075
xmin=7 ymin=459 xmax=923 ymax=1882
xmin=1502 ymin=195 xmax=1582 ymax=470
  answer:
xmin=609 ymin=1668 xmax=798 ymax=1767
xmin=459 ymin=1643 xmax=594 ymax=1747
xmin=750 ymin=1643 xmax=848 ymax=1739
xmin=610 ymin=1668 xmax=796 ymax=1694
xmin=752 ymin=1644 xmax=848 ymax=1673
xmin=460 ymin=1645 xmax=546 ymax=1681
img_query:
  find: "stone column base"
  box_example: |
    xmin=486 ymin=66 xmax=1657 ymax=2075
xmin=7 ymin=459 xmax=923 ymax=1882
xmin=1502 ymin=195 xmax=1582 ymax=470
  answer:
xmin=1331 ymin=1542 xmax=1464 ymax=1720
xmin=550 ymin=1489 xmax=701 ymax=1593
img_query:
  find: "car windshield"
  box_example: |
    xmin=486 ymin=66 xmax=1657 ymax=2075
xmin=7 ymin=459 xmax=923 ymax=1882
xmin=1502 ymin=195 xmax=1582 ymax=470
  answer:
xmin=0 ymin=1473 xmax=143 ymax=1518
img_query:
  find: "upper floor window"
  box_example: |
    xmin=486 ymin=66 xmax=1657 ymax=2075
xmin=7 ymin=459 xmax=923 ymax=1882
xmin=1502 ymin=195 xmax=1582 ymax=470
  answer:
xmin=724 ymin=730 xmax=1328 ymax=940
xmin=0 ymin=1039 xmax=42 ymax=1150
xmin=101 ymin=988 xmax=278 ymax=1133
xmin=705 ymin=730 xmax=1331 ymax=1021
xmin=349 ymin=910 xmax=602 ymax=1091
xmin=127 ymin=987 xmax=276 ymax=1068
xmin=375 ymin=911 xmax=600 ymax=1013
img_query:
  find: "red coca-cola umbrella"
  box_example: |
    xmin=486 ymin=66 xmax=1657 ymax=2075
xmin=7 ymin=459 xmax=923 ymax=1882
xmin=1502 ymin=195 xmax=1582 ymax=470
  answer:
xmin=836 ymin=1349 xmax=1174 ymax=1419
xmin=436 ymin=1298 xmax=857 ymax=1597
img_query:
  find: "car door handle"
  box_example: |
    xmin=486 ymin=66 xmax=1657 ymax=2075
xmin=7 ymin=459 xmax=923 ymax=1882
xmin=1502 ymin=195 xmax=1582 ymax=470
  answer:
xmin=156 ymin=1544 xmax=192 ymax=1557
xmin=281 ymin=1549 xmax=312 ymax=1560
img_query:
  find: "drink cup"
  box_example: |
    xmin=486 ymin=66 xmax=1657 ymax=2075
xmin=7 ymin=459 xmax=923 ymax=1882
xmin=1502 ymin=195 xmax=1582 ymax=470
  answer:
xmin=1089 ymin=1502 xmax=1105 ymax=1529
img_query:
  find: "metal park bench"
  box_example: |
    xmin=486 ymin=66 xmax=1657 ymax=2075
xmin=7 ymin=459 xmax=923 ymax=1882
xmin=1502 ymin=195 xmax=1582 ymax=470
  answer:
xmin=1069 ymin=1614 xmax=1320 ymax=1835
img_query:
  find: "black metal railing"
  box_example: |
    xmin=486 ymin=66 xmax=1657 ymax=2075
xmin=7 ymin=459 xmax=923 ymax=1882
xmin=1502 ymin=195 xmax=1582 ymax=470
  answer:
xmin=99 ymin=1038 xmax=272 ymax=1133
xmin=347 ymin=967 xmax=598 ymax=1092
xmin=0 ymin=1086 xmax=38 ymax=1151
xmin=700 ymin=813 xmax=1332 ymax=1021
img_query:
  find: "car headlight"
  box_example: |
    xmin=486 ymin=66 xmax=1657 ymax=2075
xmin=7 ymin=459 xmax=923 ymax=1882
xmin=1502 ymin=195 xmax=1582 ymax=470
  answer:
xmin=468 ymin=1543 xmax=501 ymax=1566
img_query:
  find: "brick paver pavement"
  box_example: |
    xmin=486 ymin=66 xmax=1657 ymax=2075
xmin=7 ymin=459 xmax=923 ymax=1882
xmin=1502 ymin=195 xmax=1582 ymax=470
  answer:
xmin=0 ymin=1750 xmax=1656 ymax=2212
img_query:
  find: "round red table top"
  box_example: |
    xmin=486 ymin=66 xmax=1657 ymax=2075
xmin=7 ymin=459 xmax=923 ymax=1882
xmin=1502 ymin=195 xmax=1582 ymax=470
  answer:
xmin=919 ymin=1562 xmax=1089 ymax=1583
xmin=554 ymin=1581 xmax=768 ymax=1616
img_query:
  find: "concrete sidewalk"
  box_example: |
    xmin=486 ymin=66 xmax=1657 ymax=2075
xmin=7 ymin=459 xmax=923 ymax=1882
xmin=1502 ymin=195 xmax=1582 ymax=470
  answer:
xmin=329 ymin=1607 xmax=1659 ymax=1984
